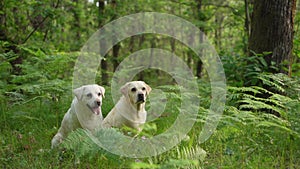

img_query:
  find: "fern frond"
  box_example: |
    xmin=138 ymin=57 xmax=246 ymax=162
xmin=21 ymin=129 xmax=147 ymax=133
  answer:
xmin=256 ymin=121 xmax=300 ymax=139
xmin=257 ymin=73 xmax=285 ymax=93
xmin=228 ymin=86 xmax=261 ymax=95
xmin=177 ymin=145 xmax=206 ymax=162
xmin=62 ymin=128 xmax=122 ymax=161
xmin=241 ymin=93 xmax=286 ymax=109
xmin=62 ymin=129 xmax=97 ymax=157
xmin=251 ymin=86 xmax=275 ymax=95
xmin=238 ymin=99 xmax=286 ymax=117
xmin=223 ymin=106 xmax=260 ymax=125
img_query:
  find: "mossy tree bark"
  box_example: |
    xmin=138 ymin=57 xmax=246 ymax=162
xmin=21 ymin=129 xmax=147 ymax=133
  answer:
xmin=249 ymin=0 xmax=297 ymax=74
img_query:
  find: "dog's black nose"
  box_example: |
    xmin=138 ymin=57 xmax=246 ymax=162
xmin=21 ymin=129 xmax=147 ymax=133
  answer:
xmin=96 ymin=101 xmax=101 ymax=106
xmin=137 ymin=94 xmax=144 ymax=102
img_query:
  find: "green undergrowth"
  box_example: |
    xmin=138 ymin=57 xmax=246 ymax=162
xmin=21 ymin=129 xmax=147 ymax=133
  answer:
xmin=0 ymin=75 xmax=300 ymax=168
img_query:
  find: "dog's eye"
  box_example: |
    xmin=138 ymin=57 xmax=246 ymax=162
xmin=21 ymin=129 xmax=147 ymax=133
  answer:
xmin=98 ymin=92 xmax=101 ymax=96
xmin=142 ymin=87 xmax=146 ymax=91
xmin=87 ymin=93 xmax=92 ymax=98
xmin=131 ymin=87 xmax=137 ymax=92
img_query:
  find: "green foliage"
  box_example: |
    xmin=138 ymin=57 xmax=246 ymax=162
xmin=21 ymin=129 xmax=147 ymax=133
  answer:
xmin=229 ymin=73 xmax=299 ymax=117
xmin=293 ymin=9 xmax=300 ymax=77
xmin=0 ymin=45 xmax=77 ymax=104
xmin=222 ymin=51 xmax=279 ymax=86
xmin=205 ymin=73 xmax=300 ymax=168
xmin=1 ymin=0 xmax=300 ymax=168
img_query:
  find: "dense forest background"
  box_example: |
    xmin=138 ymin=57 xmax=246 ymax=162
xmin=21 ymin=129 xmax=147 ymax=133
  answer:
xmin=1 ymin=0 xmax=300 ymax=168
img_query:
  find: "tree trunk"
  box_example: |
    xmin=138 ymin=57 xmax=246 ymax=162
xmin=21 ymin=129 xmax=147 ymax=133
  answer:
xmin=128 ymin=36 xmax=135 ymax=53
xmin=214 ymin=12 xmax=224 ymax=52
xmin=244 ymin=0 xmax=251 ymax=39
xmin=244 ymin=0 xmax=251 ymax=54
xmin=0 ymin=0 xmax=6 ymax=42
xmin=196 ymin=59 xmax=203 ymax=78
xmin=112 ymin=43 xmax=120 ymax=72
xmin=248 ymin=0 xmax=297 ymax=73
xmin=195 ymin=0 xmax=203 ymax=78
xmin=138 ymin=35 xmax=145 ymax=80
xmin=98 ymin=0 xmax=108 ymax=85
xmin=111 ymin=0 xmax=120 ymax=72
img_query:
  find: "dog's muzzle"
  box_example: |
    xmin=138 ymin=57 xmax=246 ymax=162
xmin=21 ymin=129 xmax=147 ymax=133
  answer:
xmin=137 ymin=93 xmax=145 ymax=103
xmin=87 ymin=102 xmax=101 ymax=115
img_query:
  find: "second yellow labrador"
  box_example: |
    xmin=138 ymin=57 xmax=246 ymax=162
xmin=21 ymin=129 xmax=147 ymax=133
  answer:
xmin=102 ymin=81 xmax=151 ymax=132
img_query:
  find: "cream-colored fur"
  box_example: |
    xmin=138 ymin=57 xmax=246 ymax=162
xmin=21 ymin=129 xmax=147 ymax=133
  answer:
xmin=102 ymin=81 xmax=151 ymax=132
xmin=51 ymin=84 xmax=105 ymax=148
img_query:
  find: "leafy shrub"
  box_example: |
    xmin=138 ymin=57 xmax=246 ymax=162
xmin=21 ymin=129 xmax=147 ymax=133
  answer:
xmin=0 ymin=45 xmax=77 ymax=104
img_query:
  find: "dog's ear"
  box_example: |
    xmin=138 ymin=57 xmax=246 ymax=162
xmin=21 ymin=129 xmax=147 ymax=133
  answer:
xmin=73 ymin=86 xmax=85 ymax=100
xmin=143 ymin=82 xmax=152 ymax=95
xmin=98 ymin=85 xmax=105 ymax=98
xmin=120 ymin=83 xmax=129 ymax=96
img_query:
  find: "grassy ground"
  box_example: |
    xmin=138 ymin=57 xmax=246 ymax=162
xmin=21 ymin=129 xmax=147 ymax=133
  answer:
xmin=0 ymin=85 xmax=300 ymax=168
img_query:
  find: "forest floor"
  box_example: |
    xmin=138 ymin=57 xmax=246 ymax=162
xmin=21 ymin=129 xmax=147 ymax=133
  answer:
xmin=1 ymin=85 xmax=300 ymax=169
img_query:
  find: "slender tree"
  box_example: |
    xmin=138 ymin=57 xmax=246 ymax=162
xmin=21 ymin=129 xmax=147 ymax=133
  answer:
xmin=98 ymin=0 xmax=108 ymax=85
xmin=244 ymin=0 xmax=251 ymax=54
xmin=111 ymin=0 xmax=121 ymax=72
xmin=244 ymin=0 xmax=251 ymax=39
xmin=195 ymin=0 xmax=203 ymax=78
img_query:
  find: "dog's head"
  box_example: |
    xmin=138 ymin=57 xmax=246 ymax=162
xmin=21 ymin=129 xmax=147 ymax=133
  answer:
xmin=73 ymin=84 xmax=105 ymax=115
xmin=121 ymin=81 xmax=151 ymax=105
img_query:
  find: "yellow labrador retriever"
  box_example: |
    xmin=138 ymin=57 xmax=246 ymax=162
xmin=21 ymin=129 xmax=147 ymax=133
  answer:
xmin=102 ymin=81 xmax=151 ymax=132
xmin=51 ymin=84 xmax=105 ymax=148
